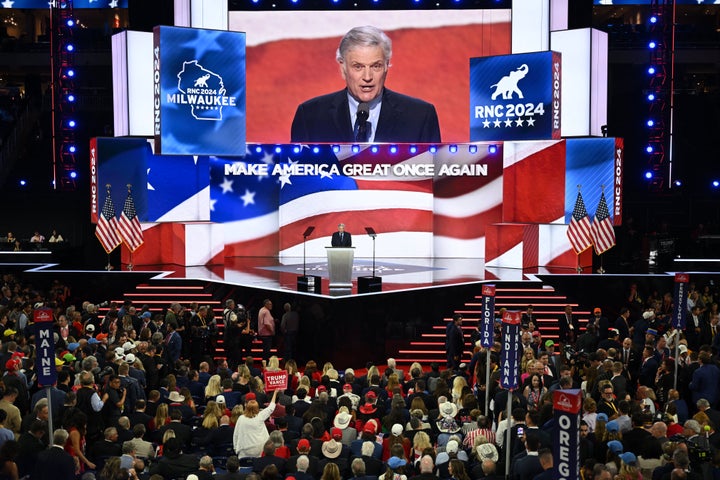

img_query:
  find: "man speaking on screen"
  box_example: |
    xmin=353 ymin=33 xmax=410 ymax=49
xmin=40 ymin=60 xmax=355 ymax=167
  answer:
xmin=290 ymin=25 xmax=441 ymax=143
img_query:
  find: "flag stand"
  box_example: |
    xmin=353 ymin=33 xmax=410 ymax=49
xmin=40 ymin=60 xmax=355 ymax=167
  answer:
xmin=597 ymin=254 xmax=606 ymax=274
xmin=128 ymin=250 xmax=134 ymax=271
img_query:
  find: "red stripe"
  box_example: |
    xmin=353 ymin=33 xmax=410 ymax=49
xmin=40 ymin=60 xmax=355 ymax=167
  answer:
xmin=433 ymin=204 xmax=503 ymax=240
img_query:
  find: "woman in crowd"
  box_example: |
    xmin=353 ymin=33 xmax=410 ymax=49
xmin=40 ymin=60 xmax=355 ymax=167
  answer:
xmin=205 ymin=374 xmax=223 ymax=402
xmin=523 ymin=374 xmax=547 ymax=413
xmin=0 ymin=440 xmax=19 ymax=480
xmin=64 ymin=409 xmax=95 ymax=473
xmin=233 ymin=388 xmax=278 ymax=457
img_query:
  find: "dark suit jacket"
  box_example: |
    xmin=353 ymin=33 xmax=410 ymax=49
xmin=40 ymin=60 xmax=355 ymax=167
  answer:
xmin=34 ymin=446 xmax=76 ymax=480
xmin=331 ymin=231 xmax=352 ymax=247
xmin=291 ymin=88 xmax=441 ymax=143
xmin=159 ymin=421 xmax=193 ymax=449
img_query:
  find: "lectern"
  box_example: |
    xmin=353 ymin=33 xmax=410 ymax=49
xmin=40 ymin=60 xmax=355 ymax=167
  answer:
xmin=326 ymin=247 xmax=354 ymax=294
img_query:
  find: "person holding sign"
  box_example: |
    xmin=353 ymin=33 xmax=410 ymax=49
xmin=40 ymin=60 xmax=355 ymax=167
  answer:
xmin=233 ymin=388 xmax=278 ymax=458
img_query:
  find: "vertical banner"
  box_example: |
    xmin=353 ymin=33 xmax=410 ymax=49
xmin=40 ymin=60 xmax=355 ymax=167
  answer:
xmin=480 ymin=284 xmax=496 ymax=348
xmin=153 ymin=26 xmax=246 ymax=156
xmin=500 ymin=310 xmax=521 ymax=390
xmin=553 ymin=389 xmax=583 ymax=480
xmin=673 ymin=273 xmax=689 ymax=330
xmin=34 ymin=308 xmax=57 ymax=387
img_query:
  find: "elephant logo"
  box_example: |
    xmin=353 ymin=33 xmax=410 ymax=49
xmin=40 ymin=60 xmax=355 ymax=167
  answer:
xmin=490 ymin=64 xmax=529 ymax=100
xmin=194 ymin=74 xmax=211 ymax=88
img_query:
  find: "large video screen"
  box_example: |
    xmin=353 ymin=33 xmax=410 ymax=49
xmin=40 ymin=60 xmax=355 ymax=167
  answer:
xmin=229 ymin=10 xmax=511 ymax=143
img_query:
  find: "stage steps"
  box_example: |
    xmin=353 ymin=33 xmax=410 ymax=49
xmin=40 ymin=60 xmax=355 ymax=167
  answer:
xmin=393 ymin=282 xmax=590 ymax=368
xmin=98 ymin=279 xmax=276 ymax=363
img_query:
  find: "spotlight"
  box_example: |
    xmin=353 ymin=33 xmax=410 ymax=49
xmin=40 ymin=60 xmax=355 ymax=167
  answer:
xmin=647 ymin=93 xmax=655 ymax=101
xmin=332 ymin=145 xmax=340 ymax=154
xmin=69 ymin=171 xmax=78 ymax=179
xmin=488 ymin=145 xmax=498 ymax=154
xmin=274 ymin=146 xmax=282 ymax=154
xmin=713 ymin=180 xmax=720 ymax=188
xmin=352 ymin=145 xmax=360 ymax=153
xmin=648 ymin=41 xmax=656 ymax=49
xmin=312 ymin=146 xmax=320 ymax=154
xmin=292 ymin=146 xmax=300 ymax=154
xmin=469 ymin=145 xmax=478 ymax=154
xmin=673 ymin=180 xmax=682 ymax=187
xmin=19 ymin=179 xmax=26 ymax=186
xmin=648 ymin=66 xmax=656 ymax=75
xmin=66 ymin=19 xmax=75 ymax=27
xmin=646 ymin=145 xmax=653 ymax=153
xmin=68 ymin=145 xmax=76 ymax=153
xmin=370 ymin=145 xmax=378 ymax=153
xmin=68 ymin=120 xmax=76 ymax=128
xmin=647 ymin=120 xmax=655 ymax=127
xmin=649 ymin=16 xmax=657 ymax=24
xmin=255 ymin=145 xmax=262 ymax=153
xmin=66 ymin=44 xmax=74 ymax=52
xmin=409 ymin=145 xmax=417 ymax=154
xmin=389 ymin=145 xmax=397 ymax=154
xmin=67 ymin=94 xmax=75 ymax=102
xmin=449 ymin=145 xmax=458 ymax=153
xmin=429 ymin=146 xmax=437 ymax=154
xmin=644 ymin=171 xmax=653 ymax=179
xmin=67 ymin=69 xmax=75 ymax=77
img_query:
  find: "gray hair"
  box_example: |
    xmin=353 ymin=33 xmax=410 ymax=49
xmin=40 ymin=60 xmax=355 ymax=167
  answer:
xmin=696 ymin=398 xmax=710 ymax=409
xmin=336 ymin=26 xmax=392 ymax=65
xmin=684 ymin=419 xmax=701 ymax=434
xmin=297 ymin=455 xmax=309 ymax=472
xmin=53 ymin=428 xmax=69 ymax=446
xmin=361 ymin=440 xmax=375 ymax=457
xmin=351 ymin=458 xmax=366 ymax=475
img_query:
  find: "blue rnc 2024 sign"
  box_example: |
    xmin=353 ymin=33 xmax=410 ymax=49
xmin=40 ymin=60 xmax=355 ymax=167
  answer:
xmin=153 ymin=26 xmax=246 ymax=156
xmin=470 ymin=51 xmax=561 ymax=142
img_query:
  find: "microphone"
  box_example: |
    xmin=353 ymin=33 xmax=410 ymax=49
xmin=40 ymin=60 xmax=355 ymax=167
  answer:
xmin=356 ymin=103 xmax=369 ymax=142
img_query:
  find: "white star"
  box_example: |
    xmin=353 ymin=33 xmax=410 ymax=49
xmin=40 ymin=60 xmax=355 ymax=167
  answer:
xmin=240 ymin=189 xmax=255 ymax=206
xmin=146 ymin=168 xmax=155 ymax=191
xmin=320 ymin=168 xmax=333 ymax=180
xmin=482 ymin=119 xmax=490 ymax=128
xmin=493 ymin=119 xmax=502 ymax=128
xmin=2 ymin=0 xmax=14 ymax=7
xmin=278 ymin=171 xmax=292 ymax=189
xmin=219 ymin=177 xmax=234 ymax=194
xmin=515 ymin=118 xmax=524 ymax=127
xmin=526 ymin=117 xmax=536 ymax=126
xmin=48 ymin=1 xmax=56 ymax=7
xmin=108 ymin=0 xmax=118 ymax=7
xmin=209 ymin=198 xmax=217 ymax=212
xmin=260 ymin=152 xmax=274 ymax=165
xmin=504 ymin=119 xmax=513 ymax=127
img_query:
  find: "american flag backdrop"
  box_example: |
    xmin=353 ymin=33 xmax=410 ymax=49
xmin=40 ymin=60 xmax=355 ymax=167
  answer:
xmin=566 ymin=191 xmax=593 ymax=255
xmin=118 ymin=188 xmax=144 ymax=253
xmin=592 ymin=190 xmax=616 ymax=255
xmin=95 ymin=191 xmax=121 ymax=254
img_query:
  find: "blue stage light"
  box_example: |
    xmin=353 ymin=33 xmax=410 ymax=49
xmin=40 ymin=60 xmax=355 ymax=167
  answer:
xmin=352 ymin=145 xmax=360 ymax=153
xmin=488 ymin=145 xmax=498 ymax=154
xmin=67 ymin=94 xmax=75 ymax=102
xmin=68 ymin=120 xmax=76 ymax=128
xmin=274 ymin=146 xmax=282 ymax=154
xmin=332 ymin=145 xmax=340 ymax=153
xmin=255 ymin=145 xmax=262 ymax=153
xmin=649 ymin=16 xmax=657 ymax=24
xmin=68 ymin=145 xmax=76 ymax=153
xmin=644 ymin=171 xmax=653 ymax=179
xmin=647 ymin=93 xmax=655 ymax=101
xmin=648 ymin=41 xmax=656 ymax=49
xmin=370 ymin=145 xmax=379 ymax=153
xmin=67 ymin=19 xmax=75 ymax=27
xmin=312 ymin=146 xmax=320 ymax=154
xmin=646 ymin=145 xmax=653 ymax=153
xmin=713 ymin=180 xmax=720 ymax=188
xmin=647 ymin=119 xmax=654 ymax=127
xmin=19 ymin=180 xmax=26 ymax=186
xmin=66 ymin=44 xmax=74 ymax=52
xmin=293 ymin=146 xmax=301 ymax=154
xmin=67 ymin=69 xmax=75 ymax=77
xmin=429 ymin=146 xmax=437 ymax=154
xmin=409 ymin=145 xmax=417 ymax=154
xmin=648 ymin=66 xmax=656 ymax=75
xmin=674 ymin=180 xmax=682 ymax=187
xmin=389 ymin=145 xmax=397 ymax=154
xmin=469 ymin=145 xmax=478 ymax=154
xmin=449 ymin=145 xmax=458 ymax=153
xmin=69 ymin=171 xmax=78 ymax=179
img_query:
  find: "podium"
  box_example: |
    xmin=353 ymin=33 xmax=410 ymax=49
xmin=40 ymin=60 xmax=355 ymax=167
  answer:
xmin=326 ymin=247 xmax=354 ymax=294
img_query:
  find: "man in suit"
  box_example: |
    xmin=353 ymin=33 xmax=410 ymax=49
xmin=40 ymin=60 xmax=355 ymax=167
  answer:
xmin=291 ymin=26 xmax=441 ymax=143
xmin=558 ymin=305 xmax=578 ymax=345
xmin=158 ymin=408 xmax=193 ymax=449
xmin=34 ymin=429 xmax=76 ymax=480
xmin=689 ymin=350 xmax=720 ymax=406
xmin=331 ymin=223 xmax=352 ymax=247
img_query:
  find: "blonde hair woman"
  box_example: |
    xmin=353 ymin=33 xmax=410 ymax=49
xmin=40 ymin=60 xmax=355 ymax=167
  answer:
xmin=322 ymin=362 xmax=335 ymax=376
xmin=265 ymin=356 xmax=281 ymax=372
xmin=412 ymin=431 xmax=432 ymax=464
xmin=230 ymin=404 xmax=244 ymax=425
xmin=205 ymin=374 xmax=223 ymax=400
xmin=151 ymin=403 xmax=169 ymax=431
xmin=451 ymin=376 xmax=468 ymax=406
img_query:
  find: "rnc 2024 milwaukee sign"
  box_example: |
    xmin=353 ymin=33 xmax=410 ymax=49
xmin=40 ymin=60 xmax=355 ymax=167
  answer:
xmin=153 ymin=26 xmax=246 ymax=156
xmin=470 ymin=51 xmax=561 ymax=142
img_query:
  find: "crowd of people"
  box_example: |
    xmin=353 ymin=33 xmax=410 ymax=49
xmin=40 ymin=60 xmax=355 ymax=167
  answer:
xmin=0 ymin=273 xmax=719 ymax=480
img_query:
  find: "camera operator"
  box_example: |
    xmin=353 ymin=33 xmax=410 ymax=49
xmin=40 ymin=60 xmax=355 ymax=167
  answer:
xmin=102 ymin=375 xmax=126 ymax=428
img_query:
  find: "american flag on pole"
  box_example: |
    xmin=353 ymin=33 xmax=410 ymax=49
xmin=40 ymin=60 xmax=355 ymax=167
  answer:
xmin=592 ymin=191 xmax=616 ymax=255
xmin=118 ymin=187 xmax=144 ymax=252
xmin=566 ymin=191 xmax=593 ymax=254
xmin=96 ymin=190 xmax=121 ymax=254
